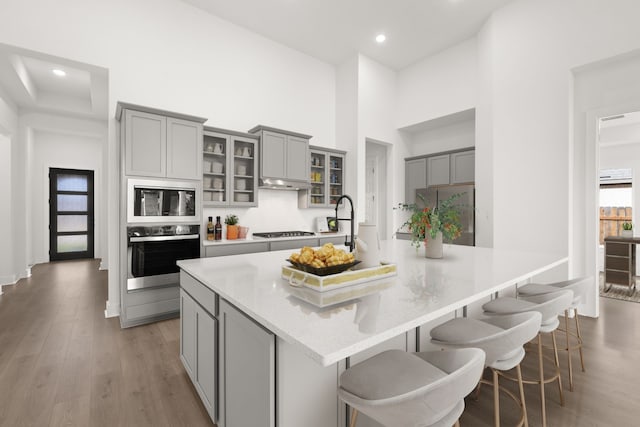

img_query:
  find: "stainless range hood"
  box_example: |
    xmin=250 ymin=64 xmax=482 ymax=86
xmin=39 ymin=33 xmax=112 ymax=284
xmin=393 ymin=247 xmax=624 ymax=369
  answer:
xmin=259 ymin=177 xmax=311 ymax=190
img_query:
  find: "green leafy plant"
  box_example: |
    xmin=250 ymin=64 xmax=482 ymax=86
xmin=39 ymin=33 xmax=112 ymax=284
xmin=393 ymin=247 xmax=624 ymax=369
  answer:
xmin=396 ymin=193 xmax=463 ymax=248
xmin=224 ymin=214 xmax=239 ymax=225
xmin=622 ymin=222 xmax=633 ymax=231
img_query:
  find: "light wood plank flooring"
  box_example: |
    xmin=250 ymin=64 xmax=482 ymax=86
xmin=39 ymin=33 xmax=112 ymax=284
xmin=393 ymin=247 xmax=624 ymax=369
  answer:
xmin=0 ymin=260 xmax=213 ymax=427
xmin=1 ymin=259 xmax=639 ymax=426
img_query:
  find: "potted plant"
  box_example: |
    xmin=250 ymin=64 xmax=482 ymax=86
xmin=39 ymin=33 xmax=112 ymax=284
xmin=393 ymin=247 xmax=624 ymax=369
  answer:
xmin=225 ymin=214 xmax=239 ymax=240
xmin=397 ymin=193 xmax=463 ymax=258
xmin=621 ymin=222 xmax=633 ymax=238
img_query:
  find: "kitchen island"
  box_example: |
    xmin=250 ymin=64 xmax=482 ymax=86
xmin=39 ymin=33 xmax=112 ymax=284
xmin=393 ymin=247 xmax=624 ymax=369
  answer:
xmin=177 ymin=240 xmax=567 ymax=427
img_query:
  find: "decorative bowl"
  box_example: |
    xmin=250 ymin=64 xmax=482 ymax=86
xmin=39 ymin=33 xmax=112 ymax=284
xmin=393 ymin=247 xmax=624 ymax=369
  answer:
xmin=286 ymin=259 xmax=361 ymax=276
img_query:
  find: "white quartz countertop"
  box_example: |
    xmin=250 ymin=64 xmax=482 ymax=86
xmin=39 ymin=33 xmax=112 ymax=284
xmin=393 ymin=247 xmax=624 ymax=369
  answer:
xmin=202 ymin=232 xmax=347 ymax=246
xmin=178 ymin=240 xmax=567 ymax=366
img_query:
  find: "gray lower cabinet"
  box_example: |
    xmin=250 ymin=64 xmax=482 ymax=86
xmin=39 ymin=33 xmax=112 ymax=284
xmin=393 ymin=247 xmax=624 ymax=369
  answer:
xmin=121 ymin=285 xmax=180 ymax=328
xmin=180 ymin=289 xmax=197 ymax=380
xmin=180 ymin=287 xmax=218 ymax=423
xmin=204 ymin=242 xmax=270 ymax=257
xmin=270 ymin=238 xmax=319 ymax=251
xmin=219 ymin=299 xmax=275 ymax=427
xmin=319 ymin=235 xmax=346 ymax=246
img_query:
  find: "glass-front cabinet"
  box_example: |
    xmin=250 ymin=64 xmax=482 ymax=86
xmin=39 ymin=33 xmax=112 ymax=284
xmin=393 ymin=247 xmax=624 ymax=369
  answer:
xmin=203 ymin=127 xmax=258 ymax=207
xmin=299 ymin=146 xmax=346 ymax=208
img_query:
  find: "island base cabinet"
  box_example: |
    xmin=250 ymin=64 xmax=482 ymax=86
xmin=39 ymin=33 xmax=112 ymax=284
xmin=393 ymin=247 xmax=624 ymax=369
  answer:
xmin=180 ymin=289 xmax=218 ymax=423
xmin=344 ymin=333 xmax=410 ymax=427
xmin=277 ymin=338 xmax=340 ymax=427
xmin=219 ymin=299 xmax=275 ymax=427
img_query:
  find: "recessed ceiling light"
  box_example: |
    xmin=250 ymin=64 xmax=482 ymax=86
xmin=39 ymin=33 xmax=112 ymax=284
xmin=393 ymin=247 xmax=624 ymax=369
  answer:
xmin=52 ymin=69 xmax=66 ymax=77
xmin=375 ymin=34 xmax=386 ymax=43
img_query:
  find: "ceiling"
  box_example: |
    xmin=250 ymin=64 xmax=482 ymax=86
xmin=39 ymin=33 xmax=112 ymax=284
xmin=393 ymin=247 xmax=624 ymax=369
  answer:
xmin=181 ymin=0 xmax=515 ymax=70
xmin=0 ymin=43 xmax=108 ymax=121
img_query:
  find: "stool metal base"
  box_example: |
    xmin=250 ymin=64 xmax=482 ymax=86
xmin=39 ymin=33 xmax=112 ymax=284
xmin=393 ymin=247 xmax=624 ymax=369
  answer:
xmin=498 ymin=332 xmax=564 ymax=427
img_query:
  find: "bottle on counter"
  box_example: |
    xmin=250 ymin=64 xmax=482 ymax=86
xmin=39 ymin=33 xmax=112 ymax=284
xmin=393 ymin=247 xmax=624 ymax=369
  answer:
xmin=214 ymin=216 xmax=222 ymax=241
xmin=207 ymin=216 xmax=215 ymax=241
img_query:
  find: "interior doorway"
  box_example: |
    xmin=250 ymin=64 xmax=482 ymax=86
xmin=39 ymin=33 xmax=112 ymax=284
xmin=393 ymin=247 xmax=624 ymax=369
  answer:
xmin=597 ymin=112 xmax=640 ymax=300
xmin=49 ymin=168 xmax=95 ymax=261
xmin=365 ymin=139 xmax=390 ymax=239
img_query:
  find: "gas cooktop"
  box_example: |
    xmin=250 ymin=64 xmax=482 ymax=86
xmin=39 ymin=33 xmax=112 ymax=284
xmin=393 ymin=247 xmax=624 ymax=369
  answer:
xmin=252 ymin=231 xmax=316 ymax=238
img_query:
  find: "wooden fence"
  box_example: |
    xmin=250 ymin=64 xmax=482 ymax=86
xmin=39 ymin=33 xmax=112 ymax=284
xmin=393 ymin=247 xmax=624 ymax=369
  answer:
xmin=600 ymin=206 xmax=632 ymax=244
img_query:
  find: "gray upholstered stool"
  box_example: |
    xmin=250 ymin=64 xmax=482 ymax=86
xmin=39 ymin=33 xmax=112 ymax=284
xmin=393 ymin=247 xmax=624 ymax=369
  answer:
xmin=431 ymin=312 xmax=542 ymax=427
xmin=338 ymin=348 xmax=485 ymax=427
xmin=517 ymin=277 xmax=591 ymax=391
xmin=482 ymin=290 xmax=573 ymax=427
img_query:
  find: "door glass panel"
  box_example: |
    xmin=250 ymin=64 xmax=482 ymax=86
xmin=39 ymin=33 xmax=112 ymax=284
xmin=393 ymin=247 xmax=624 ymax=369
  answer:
xmin=57 ymin=215 xmax=88 ymax=232
xmin=57 ymin=235 xmax=88 ymax=253
xmin=57 ymin=174 xmax=88 ymax=192
xmin=57 ymin=194 xmax=87 ymax=212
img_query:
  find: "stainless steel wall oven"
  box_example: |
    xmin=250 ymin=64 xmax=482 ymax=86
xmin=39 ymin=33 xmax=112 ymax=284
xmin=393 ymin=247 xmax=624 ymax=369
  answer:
xmin=127 ymin=224 xmax=200 ymax=291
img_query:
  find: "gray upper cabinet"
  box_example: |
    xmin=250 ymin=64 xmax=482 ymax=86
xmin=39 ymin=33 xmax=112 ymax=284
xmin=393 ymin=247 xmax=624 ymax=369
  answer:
xmin=249 ymin=125 xmax=311 ymax=187
xmin=427 ymin=154 xmax=451 ymax=186
xmin=405 ymin=148 xmax=475 ymax=204
xmin=124 ymin=109 xmax=167 ymax=177
xmin=203 ymin=127 xmax=259 ymax=207
xmin=286 ymin=136 xmax=310 ymax=181
xmin=299 ymin=147 xmax=346 ymax=208
xmin=219 ymin=299 xmax=275 ymax=427
xmin=262 ymin=131 xmax=287 ymax=179
xmin=450 ymin=150 xmax=475 ymax=184
xmin=117 ymin=102 xmax=206 ymax=179
xmin=167 ymin=117 xmax=203 ymax=180
xmin=405 ymin=158 xmax=427 ymax=204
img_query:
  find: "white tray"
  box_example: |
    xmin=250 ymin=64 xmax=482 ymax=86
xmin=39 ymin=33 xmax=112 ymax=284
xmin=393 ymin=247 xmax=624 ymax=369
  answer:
xmin=281 ymin=262 xmax=397 ymax=292
xmin=286 ymin=279 xmax=395 ymax=308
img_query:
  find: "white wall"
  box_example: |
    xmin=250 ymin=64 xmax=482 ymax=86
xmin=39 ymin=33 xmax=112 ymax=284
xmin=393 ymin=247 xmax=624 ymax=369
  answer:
xmin=396 ymin=38 xmax=477 ymax=129
xmin=0 ymin=134 xmax=12 ymax=290
xmin=0 ymin=88 xmax=19 ymax=290
xmin=473 ymin=0 xmax=640 ymax=294
xmin=357 ymin=55 xmax=409 ymax=240
xmin=1 ymin=0 xmax=337 ymax=316
xmin=28 ymin=125 xmax=105 ymax=265
xmin=408 ymin=119 xmax=475 ymax=157
xmin=203 ymin=190 xmax=337 ymax=236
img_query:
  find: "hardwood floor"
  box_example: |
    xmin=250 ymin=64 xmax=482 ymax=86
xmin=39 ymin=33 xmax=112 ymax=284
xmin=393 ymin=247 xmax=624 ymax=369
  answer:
xmin=1 ymin=259 xmax=639 ymax=426
xmin=0 ymin=260 xmax=213 ymax=427
xmin=460 ymin=296 xmax=640 ymax=426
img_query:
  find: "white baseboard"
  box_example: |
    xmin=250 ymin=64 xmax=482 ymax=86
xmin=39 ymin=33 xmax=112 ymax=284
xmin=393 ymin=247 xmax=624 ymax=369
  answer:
xmin=104 ymin=300 xmax=120 ymax=318
xmin=99 ymin=259 xmax=108 ymax=270
xmin=0 ymin=274 xmax=17 ymax=286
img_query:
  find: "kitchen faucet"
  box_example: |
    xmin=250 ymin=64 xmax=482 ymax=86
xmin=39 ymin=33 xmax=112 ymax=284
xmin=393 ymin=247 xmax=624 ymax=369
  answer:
xmin=334 ymin=195 xmax=355 ymax=253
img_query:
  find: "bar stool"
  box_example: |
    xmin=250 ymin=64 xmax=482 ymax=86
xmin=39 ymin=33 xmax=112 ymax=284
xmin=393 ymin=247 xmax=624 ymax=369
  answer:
xmin=430 ymin=311 xmax=542 ymax=427
xmin=338 ymin=348 xmax=485 ymax=427
xmin=482 ymin=290 xmax=573 ymax=427
xmin=517 ymin=277 xmax=590 ymax=391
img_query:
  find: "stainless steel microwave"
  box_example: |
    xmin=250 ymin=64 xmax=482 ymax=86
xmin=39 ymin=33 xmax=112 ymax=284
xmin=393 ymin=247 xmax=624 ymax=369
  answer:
xmin=127 ymin=178 xmax=201 ymax=224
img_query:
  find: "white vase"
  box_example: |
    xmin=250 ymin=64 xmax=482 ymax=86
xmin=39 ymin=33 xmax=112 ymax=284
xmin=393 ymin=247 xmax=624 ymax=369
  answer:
xmin=424 ymin=231 xmax=443 ymax=259
xmin=621 ymin=229 xmax=633 ymax=238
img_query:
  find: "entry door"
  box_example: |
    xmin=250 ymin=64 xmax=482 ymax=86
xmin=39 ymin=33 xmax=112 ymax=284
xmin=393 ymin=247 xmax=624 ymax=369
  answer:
xmin=49 ymin=168 xmax=94 ymax=261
